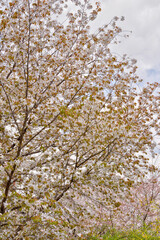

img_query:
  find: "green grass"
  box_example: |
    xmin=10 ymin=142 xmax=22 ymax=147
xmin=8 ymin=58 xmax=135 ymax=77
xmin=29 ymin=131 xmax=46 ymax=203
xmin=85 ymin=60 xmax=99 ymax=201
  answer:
xmin=86 ymin=228 xmax=160 ymax=240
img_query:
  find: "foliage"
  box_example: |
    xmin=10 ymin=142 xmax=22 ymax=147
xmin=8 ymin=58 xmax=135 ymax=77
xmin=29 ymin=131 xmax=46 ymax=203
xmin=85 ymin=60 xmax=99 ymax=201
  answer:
xmin=0 ymin=0 xmax=159 ymax=239
xmin=87 ymin=227 xmax=160 ymax=240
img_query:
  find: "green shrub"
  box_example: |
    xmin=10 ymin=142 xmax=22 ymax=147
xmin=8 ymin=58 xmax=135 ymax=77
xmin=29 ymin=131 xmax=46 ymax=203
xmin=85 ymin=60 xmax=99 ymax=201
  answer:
xmin=86 ymin=227 xmax=160 ymax=240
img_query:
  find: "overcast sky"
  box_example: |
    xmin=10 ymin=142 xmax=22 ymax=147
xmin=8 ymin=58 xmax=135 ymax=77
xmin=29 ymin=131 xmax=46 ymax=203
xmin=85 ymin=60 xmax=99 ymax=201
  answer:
xmin=93 ymin=0 xmax=160 ymax=84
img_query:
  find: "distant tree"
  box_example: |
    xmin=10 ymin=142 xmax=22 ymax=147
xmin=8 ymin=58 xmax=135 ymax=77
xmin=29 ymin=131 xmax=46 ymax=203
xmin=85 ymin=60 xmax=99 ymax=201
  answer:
xmin=0 ymin=0 xmax=159 ymax=239
xmin=109 ymin=172 xmax=160 ymax=230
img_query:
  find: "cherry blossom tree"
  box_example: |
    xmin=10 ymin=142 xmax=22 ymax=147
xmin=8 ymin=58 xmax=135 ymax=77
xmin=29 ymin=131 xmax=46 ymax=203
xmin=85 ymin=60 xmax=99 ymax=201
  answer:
xmin=81 ymin=170 xmax=160 ymax=236
xmin=0 ymin=0 xmax=159 ymax=238
xmin=110 ymin=173 xmax=160 ymax=231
